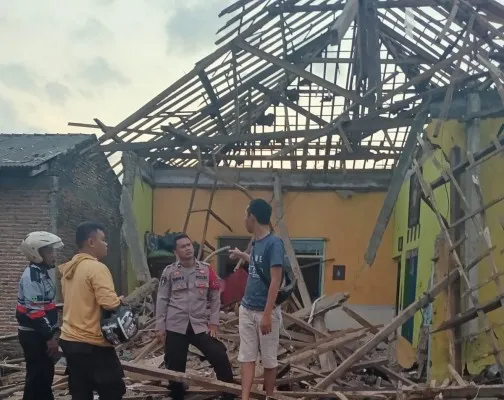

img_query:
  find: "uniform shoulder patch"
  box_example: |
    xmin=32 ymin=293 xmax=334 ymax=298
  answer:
xmin=160 ymin=276 xmax=168 ymax=286
xmin=208 ymin=268 xmax=220 ymax=290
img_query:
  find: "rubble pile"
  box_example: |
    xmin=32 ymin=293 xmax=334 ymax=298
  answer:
xmin=2 ymin=291 xmax=503 ymax=400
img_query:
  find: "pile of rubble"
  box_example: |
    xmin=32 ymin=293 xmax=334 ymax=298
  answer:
xmin=2 ymin=288 xmax=503 ymax=400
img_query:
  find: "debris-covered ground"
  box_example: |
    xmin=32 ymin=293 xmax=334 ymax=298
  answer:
xmin=2 ymin=291 xmax=504 ymax=400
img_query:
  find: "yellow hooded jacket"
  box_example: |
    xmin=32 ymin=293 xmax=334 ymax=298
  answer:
xmin=59 ymin=253 xmax=121 ymax=347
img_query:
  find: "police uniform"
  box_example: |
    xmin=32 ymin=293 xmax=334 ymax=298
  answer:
xmin=156 ymin=260 xmax=234 ymax=400
xmin=16 ymin=263 xmax=58 ymax=400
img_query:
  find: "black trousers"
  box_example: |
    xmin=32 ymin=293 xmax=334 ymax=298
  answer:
xmin=165 ymin=325 xmax=235 ymax=400
xmin=59 ymin=339 xmax=126 ymax=400
xmin=18 ymin=330 xmax=55 ymax=400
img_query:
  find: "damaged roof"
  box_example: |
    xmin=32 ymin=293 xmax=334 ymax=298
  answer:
xmin=73 ymin=0 xmax=504 ymax=174
xmin=0 ymin=133 xmax=94 ymax=168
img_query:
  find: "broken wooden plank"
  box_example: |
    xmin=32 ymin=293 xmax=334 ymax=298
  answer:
xmin=281 ymin=312 xmax=328 ymax=338
xmin=273 ymin=173 xmax=311 ymax=307
xmin=313 ymin=247 xmax=492 ymax=387
xmin=364 ymin=106 xmax=429 ymax=266
xmin=121 ymin=362 xmax=296 ymax=400
xmin=280 ymin=330 xmax=367 ymax=366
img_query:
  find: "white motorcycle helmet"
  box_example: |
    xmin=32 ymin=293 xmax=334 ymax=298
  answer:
xmin=20 ymin=231 xmax=64 ymax=264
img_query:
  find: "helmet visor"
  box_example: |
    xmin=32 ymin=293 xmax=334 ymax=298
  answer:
xmin=43 ymin=241 xmax=64 ymax=250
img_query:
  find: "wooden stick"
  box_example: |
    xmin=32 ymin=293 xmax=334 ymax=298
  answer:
xmin=121 ymin=361 xmax=296 ymax=400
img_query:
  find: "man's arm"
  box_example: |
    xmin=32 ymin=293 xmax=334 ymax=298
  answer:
xmin=207 ymin=267 xmax=221 ymax=328
xmin=263 ymin=240 xmax=285 ymax=317
xmin=155 ymin=267 xmax=172 ymax=332
xmin=20 ymin=277 xmax=54 ymax=340
xmin=230 ymin=248 xmax=250 ymax=263
xmin=89 ymin=265 xmax=121 ymax=311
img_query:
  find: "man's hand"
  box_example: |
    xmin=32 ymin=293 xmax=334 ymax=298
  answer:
xmin=229 ymin=247 xmax=244 ymax=261
xmin=156 ymin=330 xmax=166 ymax=344
xmin=260 ymin=313 xmax=272 ymax=335
xmin=46 ymin=338 xmax=59 ymax=357
xmin=208 ymin=324 xmax=218 ymax=338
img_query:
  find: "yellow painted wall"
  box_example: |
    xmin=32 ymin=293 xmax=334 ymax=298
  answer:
xmin=394 ymin=117 xmax=504 ymax=377
xmin=153 ymin=188 xmax=397 ymax=306
xmin=127 ymin=176 xmax=153 ymax=293
xmin=465 ymin=118 xmax=504 ymax=374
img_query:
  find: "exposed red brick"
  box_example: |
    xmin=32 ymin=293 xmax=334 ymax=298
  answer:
xmin=0 ymin=141 xmax=122 ymax=340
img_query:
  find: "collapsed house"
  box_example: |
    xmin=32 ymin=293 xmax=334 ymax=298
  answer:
xmin=3 ymin=0 xmax=504 ymax=398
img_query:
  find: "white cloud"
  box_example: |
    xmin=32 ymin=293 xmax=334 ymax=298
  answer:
xmin=78 ymin=57 xmax=130 ymax=87
xmin=45 ymin=82 xmax=71 ymax=106
xmin=0 ymin=95 xmax=39 ymax=132
xmin=0 ymin=0 xmax=224 ymax=133
xmin=0 ymin=63 xmax=37 ymax=92
xmin=70 ymin=17 xmax=114 ymax=44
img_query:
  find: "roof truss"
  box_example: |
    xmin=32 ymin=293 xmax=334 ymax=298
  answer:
xmin=71 ymin=0 xmax=504 ymax=174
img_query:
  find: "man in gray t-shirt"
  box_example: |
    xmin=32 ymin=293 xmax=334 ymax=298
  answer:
xmin=229 ymin=199 xmax=284 ymax=400
xmin=241 ymin=233 xmax=284 ymax=311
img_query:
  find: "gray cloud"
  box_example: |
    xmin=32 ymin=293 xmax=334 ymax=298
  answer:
xmin=0 ymin=63 xmax=37 ymax=92
xmin=0 ymin=96 xmax=39 ymax=132
xmin=70 ymin=17 xmax=114 ymax=43
xmin=164 ymin=0 xmax=228 ymax=53
xmin=78 ymin=57 xmax=130 ymax=86
xmin=45 ymin=82 xmax=71 ymax=106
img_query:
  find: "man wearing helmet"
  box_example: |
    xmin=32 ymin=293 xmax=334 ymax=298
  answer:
xmin=17 ymin=231 xmax=64 ymax=400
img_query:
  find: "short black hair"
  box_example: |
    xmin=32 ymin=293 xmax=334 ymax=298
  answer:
xmin=76 ymin=221 xmax=105 ymax=248
xmin=174 ymin=233 xmax=191 ymax=248
xmin=247 ymin=198 xmax=272 ymax=225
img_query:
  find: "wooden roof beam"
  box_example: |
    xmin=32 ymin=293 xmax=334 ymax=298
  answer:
xmin=198 ymin=70 xmax=229 ymax=136
xmin=144 ymin=151 xmax=400 ymax=163
xmin=268 ymin=0 xmax=440 ymax=13
xmin=234 ymin=38 xmax=361 ymax=102
xmin=99 ymin=117 xmax=414 ymax=152
xmin=254 ymin=83 xmax=327 ymax=126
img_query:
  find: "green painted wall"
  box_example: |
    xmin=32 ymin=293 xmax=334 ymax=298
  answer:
xmin=126 ymin=176 xmax=153 ymax=293
xmin=393 ymin=120 xmax=463 ymax=348
xmin=394 ymin=117 xmax=504 ymax=377
xmin=393 ymin=152 xmax=450 ymax=347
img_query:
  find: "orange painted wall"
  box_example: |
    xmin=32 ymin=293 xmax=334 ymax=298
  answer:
xmin=153 ymin=188 xmax=397 ymax=306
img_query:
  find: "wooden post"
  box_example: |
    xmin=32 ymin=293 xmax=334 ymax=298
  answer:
xmin=272 ymin=173 xmax=338 ymax=372
xmin=272 ymin=173 xmax=311 ymax=307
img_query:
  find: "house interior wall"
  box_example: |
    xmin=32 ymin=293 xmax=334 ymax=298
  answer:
xmin=152 ymin=187 xmax=397 ymax=308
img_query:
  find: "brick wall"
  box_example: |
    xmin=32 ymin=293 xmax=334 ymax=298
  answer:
xmin=0 ymin=142 xmax=123 ymax=344
xmin=0 ymin=173 xmax=53 ymax=336
xmin=51 ymin=144 xmax=123 ymax=292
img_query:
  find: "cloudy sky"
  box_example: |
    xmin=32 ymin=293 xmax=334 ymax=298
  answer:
xmin=0 ymin=0 xmax=229 ymax=133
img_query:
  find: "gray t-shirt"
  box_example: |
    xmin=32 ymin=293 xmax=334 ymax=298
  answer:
xmin=241 ymin=233 xmax=285 ymax=311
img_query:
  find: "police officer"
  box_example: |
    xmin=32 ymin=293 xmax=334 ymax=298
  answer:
xmin=16 ymin=231 xmax=64 ymax=400
xmin=155 ymin=233 xmax=235 ymax=400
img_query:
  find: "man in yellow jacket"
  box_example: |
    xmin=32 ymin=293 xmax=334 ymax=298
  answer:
xmin=58 ymin=221 xmax=125 ymax=400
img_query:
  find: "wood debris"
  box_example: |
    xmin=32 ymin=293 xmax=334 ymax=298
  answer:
xmin=1 ymin=292 xmax=501 ymax=400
